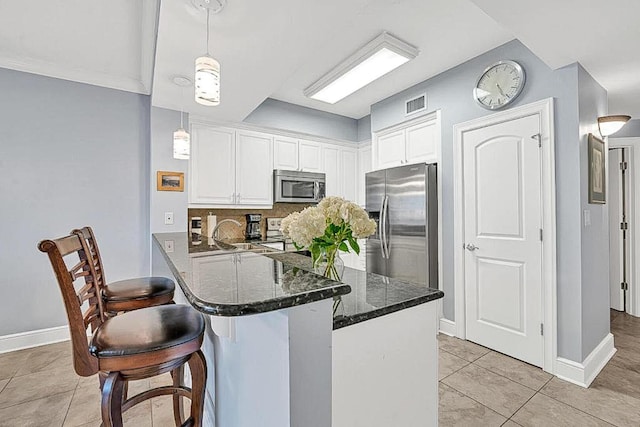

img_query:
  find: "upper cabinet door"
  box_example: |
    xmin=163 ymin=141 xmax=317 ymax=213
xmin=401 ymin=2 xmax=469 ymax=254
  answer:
xmin=190 ymin=125 xmax=235 ymax=205
xmin=298 ymin=140 xmax=323 ymax=172
xmin=273 ymin=136 xmax=299 ymax=171
xmin=321 ymin=144 xmax=341 ymax=197
xmin=406 ymin=121 xmax=438 ymax=164
xmin=341 ymin=147 xmax=358 ymax=202
xmin=357 ymin=144 xmax=372 ymax=206
xmin=376 ymin=129 xmax=405 ymax=169
xmin=236 ymin=130 xmax=273 ymax=205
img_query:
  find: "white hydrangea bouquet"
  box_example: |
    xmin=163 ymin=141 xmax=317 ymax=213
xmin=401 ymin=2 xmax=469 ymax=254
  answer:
xmin=281 ymin=196 xmax=377 ymax=280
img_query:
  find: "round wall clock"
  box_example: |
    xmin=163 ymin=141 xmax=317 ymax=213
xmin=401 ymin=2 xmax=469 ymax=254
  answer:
xmin=473 ymin=60 xmax=526 ymax=110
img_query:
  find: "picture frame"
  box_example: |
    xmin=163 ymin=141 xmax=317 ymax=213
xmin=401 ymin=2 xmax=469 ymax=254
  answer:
xmin=157 ymin=171 xmax=184 ymax=192
xmin=588 ymin=133 xmax=605 ymax=204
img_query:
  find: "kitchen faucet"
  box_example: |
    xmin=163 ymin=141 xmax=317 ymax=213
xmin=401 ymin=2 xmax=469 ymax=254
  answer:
xmin=213 ymin=218 xmax=242 ymax=240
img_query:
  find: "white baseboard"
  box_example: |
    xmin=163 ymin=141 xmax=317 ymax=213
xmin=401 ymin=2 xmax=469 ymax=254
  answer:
xmin=0 ymin=325 xmax=70 ymax=354
xmin=555 ymin=333 xmax=616 ymax=388
xmin=439 ymin=318 xmax=456 ymax=336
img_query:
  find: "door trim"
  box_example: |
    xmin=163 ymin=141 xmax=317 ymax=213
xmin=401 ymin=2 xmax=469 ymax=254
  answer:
xmin=609 ymin=138 xmax=639 ymax=316
xmin=453 ymin=98 xmax=557 ymax=373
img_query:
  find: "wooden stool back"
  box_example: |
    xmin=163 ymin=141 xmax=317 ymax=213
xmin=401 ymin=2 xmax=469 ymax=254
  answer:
xmin=72 ymin=226 xmax=107 ymax=290
xmin=38 ymin=234 xmax=102 ymax=377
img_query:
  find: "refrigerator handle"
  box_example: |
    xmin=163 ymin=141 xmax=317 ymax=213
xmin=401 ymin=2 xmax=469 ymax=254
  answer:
xmin=380 ymin=197 xmax=387 ymax=259
xmin=382 ymin=195 xmax=390 ymax=259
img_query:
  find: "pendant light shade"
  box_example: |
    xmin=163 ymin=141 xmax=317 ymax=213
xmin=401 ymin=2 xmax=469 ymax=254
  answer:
xmin=173 ymin=128 xmax=190 ymax=160
xmin=195 ymin=55 xmax=220 ymax=106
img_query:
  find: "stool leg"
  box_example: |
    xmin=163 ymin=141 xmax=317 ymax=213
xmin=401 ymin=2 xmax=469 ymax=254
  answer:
xmin=171 ymin=364 xmax=185 ymax=426
xmin=187 ymin=350 xmax=207 ymax=427
xmin=101 ymin=371 xmax=125 ymax=427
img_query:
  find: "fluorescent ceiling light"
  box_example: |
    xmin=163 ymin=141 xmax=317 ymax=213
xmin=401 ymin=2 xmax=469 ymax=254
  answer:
xmin=304 ymin=32 xmax=418 ymax=104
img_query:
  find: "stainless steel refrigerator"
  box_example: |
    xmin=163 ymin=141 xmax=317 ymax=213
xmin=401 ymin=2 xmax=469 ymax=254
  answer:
xmin=366 ymin=163 xmax=438 ymax=287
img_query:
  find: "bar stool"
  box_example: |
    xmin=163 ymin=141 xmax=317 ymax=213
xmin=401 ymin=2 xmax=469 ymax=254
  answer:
xmin=72 ymin=226 xmax=175 ymax=315
xmin=39 ymin=233 xmax=207 ymax=427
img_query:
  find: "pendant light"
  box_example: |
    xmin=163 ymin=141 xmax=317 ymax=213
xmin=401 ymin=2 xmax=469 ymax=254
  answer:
xmin=195 ymin=2 xmax=222 ymax=106
xmin=173 ymin=76 xmax=192 ymax=159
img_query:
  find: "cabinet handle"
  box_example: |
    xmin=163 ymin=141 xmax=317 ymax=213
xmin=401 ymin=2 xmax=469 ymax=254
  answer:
xmin=231 ymin=193 xmax=236 ymax=203
xmin=237 ymin=193 xmax=241 ymax=203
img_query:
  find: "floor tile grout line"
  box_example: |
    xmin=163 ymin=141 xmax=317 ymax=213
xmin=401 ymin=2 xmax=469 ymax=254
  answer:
xmin=468 ymin=358 xmax=553 ymax=393
xmin=438 ymin=346 xmax=491 ymax=364
xmin=440 ymin=380 xmax=510 ymax=421
xmin=536 ymin=387 xmax=624 ymax=427
xmin=61 ymin=382 xmax=80 ymax=427
xmin=0 ymin=388 xmax=76 ymax=412
xmin=438 ymin=359 xmax=473 ymax=382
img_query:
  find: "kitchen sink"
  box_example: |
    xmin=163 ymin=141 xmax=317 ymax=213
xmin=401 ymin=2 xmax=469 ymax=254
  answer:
xmin=231 ymin=242 xmax=278 ymax=254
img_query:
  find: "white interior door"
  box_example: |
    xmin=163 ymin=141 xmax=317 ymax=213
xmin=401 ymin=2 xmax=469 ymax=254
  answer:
xmin=608 ymin=148 xmax=626 ymax=311
xmin=463 ymin=114 xmax=543 ymax=367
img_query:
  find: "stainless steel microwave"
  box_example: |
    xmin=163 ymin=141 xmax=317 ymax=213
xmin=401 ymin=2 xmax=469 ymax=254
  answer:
xmin=273 ymin=170 xmax=326 ymax=203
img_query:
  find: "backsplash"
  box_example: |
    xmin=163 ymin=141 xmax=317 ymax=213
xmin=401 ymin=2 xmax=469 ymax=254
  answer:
xmin=188 ymin=203 xmax=312 ymax=240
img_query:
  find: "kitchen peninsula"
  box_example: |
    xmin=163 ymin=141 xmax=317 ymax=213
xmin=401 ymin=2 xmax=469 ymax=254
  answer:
xmin=152 ymin=232 xmax=443 ymax=427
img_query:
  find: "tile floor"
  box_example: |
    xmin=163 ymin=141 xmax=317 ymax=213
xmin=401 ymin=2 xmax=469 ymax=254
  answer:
xmin=0 ymin=310 xmax=638 ymax=426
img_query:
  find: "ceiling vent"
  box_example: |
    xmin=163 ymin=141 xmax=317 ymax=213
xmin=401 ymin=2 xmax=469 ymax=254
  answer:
xmin=405 ymin=94 xmax=426 ymax=116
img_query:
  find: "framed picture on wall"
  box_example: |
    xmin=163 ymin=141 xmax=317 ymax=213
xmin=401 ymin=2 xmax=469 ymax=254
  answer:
xmin=157 ymin=171 xmax=184 ymax=192
xmin=588 ymin=133 xmax=605 ymax=204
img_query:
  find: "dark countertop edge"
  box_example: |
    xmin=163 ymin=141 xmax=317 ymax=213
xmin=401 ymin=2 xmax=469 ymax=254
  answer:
xmin=153 ymin=234 xmax=351 ymax=317
xmin=333 ymin=290 xmax=444 ymax=330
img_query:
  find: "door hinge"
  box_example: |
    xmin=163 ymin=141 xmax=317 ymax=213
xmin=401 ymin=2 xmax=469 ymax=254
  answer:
xmin=620 ymin=161 xmax=628 ymax=171
xmin=539 ymin=229 xmax=543 ymax=241
xmin=621 ymin=222 xmax=628 ymax=230
xmin=621 ymin=282 xmax=629 ymax=291
xmin=540 ymin=323 xmax=544 ymax=336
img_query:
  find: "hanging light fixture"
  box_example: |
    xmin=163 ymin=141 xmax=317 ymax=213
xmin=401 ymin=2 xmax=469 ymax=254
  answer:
xmin=195 ymin=0 xmax=225 ymax=106
xmin=598 ymin=115 xmax=631 ymax=137
xmin=173 ymin=76 xmax=192 ymax=159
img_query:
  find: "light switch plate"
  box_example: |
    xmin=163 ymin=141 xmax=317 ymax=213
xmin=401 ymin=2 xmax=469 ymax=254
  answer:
xmin=164 ymin=212 xmax=174 ymax=225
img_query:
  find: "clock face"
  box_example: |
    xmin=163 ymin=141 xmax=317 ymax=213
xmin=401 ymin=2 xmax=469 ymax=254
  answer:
xmin=473 ymin=60 xmax=525 ymax=110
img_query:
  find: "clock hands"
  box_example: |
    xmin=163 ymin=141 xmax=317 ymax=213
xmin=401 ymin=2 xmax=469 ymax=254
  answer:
xmin=496 ymin=83 xmax=506 ymax=97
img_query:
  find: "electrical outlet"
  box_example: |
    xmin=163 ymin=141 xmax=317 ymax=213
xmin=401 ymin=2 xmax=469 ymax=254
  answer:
xmin=583 ymin=209 xmax=591 ymax=227
xmin=164 ymin=240 xmax=174 ymax=253
xmin=164 ymin=212 xmax=174 ymax=225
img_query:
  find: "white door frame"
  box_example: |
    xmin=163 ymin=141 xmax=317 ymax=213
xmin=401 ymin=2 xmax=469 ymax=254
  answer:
xmin=609 ymin=138 xmax=639 ymax=317
xmin=453 ymin=98 xmax=557 ymax=373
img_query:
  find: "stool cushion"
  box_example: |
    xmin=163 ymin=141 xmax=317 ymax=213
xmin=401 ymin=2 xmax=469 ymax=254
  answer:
xmin=90 ymin=305 xmax=205 ymax=358
xmin=102 ymin=277 xmax=175 ymax=302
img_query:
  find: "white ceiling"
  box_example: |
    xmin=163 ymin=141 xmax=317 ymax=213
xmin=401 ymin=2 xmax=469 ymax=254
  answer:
xmin=0 ymin=0 xmax=158 ymax=94
xmin=1 ymin=1 xmax=639 ymax=121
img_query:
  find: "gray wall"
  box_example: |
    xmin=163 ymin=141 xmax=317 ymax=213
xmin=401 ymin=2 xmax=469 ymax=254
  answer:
xmin=244 ymin=98 xmax=359 ymax=142
xmin=610 ymin=119 xmax=640 ymax=138
xmin=0 ymin=68 xmax=151 ymax=336
xmin=357 ymin=115 xmax=372 ymax=142
xmin=577 ymin=65 xmax=610 ymax=359
xmin=150 ymin=107 xmax=189 ymax=234
xmin=371 ymin=39 xmax=604 ymax=362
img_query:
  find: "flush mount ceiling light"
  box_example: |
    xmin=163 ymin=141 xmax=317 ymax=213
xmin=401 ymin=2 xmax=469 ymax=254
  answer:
xmin=173 ymin=76 xmax=192 ymax=159
xmin=598 ymin=115 xmax=631 ymax=137
xmin=304 ymin=32 xmax=419 ymax=104
xmin=194 ymin=0 xmax=226 ymax=106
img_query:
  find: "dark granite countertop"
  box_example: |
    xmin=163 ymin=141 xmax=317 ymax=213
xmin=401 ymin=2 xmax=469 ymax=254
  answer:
xmin=153 ymin=233 xmax=350 ymax=316
xmin=153 ymin=232 xmax=443 ymax=329
xmin=264 ymin=252 xmax=444 ymax=329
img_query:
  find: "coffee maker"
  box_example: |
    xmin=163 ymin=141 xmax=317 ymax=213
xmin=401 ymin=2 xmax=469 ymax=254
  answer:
xmin=245 ymin=214 xmax=262 ymax=240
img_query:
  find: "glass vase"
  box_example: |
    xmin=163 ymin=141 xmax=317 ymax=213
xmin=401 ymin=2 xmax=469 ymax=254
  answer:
xmin=313 ymin=247 xmax=344 ymax=281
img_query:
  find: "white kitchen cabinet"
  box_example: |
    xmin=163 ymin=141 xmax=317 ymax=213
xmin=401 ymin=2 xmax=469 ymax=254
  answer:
xmin=236 ymin=130 xmax=273 ymax=205
xmin=322 ymin=144 xmax=341 ymax=196
xmin=190 ymin=125 xmax=236 ymax=205
xmin=406 ymin=121 xmax=438 ymax=164
xmin=273 ymin=137 xmax=322 ymax=172
xmin=341 ymin=147 xmax=358 ymax=202
xmin=373 ymin=112 xmax=440 ymax=170
xmin=190 ymin=125 xmax=272 ymax=206
xmin=273 ymin=136 xmax=298 ymax=170
xmin=298 ymin=140 xmax=322 ymax=172
xmin=357 ymin=144 xmax=372 ymax=206
xmin=376 ymin=129 xmax=405 ymax=169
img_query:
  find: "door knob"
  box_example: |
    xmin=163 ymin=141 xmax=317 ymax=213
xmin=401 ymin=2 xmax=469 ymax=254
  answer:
xmin=465 ymin=243 xmax=479 ymax=251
